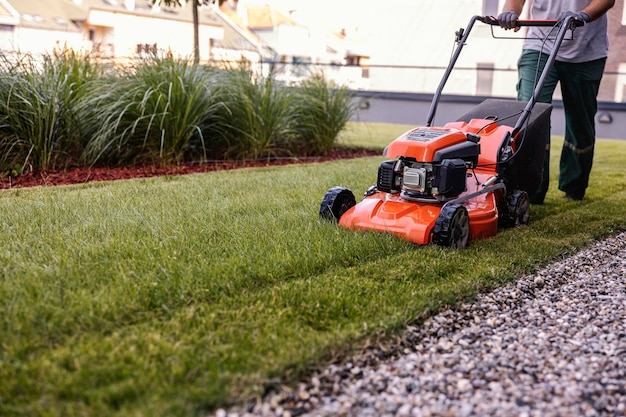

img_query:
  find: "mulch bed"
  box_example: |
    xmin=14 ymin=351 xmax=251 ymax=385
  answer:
xmin=0 ymin=148 xmax=381 ymax=190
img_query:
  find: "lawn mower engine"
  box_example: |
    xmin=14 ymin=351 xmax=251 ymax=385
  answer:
xmin=376 ymin=127 xmax=480 ymax=202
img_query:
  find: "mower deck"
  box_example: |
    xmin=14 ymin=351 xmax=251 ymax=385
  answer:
xmin=339 ymin=171 xmax=499 ymax=245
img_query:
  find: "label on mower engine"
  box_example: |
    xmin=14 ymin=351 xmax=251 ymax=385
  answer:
xmin=385 ymin=127 xmax=469 ymax=162
xmin=406 ymin=128 xmax=451 ymax=142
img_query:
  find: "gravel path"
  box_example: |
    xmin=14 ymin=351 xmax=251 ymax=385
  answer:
xmin=217 ymin=232 xmax=626 ymax=417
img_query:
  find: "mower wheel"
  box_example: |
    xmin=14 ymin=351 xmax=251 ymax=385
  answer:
xmin=433 ymin=204 xmax=470 ymax=248
xmin=319 ymin=186 xmax=356 ymax=222
xmin=501 ymin=190 xmax=530 ymax=228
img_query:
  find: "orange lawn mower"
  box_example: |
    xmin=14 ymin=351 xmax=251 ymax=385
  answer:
xmin=319 ymin=15 xmax=585 ymax=248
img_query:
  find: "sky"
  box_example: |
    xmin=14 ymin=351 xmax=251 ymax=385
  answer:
xmin=237 ymin=0 xmax=510 ymax=67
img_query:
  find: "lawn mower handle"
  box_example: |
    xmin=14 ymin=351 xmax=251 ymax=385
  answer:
xmin=477 ymin=15 xmax=585 ymax=28
xmin=426 ymin=15 xmax=584 ymax=130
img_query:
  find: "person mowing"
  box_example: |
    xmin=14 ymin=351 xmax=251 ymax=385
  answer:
xmin=497 ymin=0 xmax=615 ymax=203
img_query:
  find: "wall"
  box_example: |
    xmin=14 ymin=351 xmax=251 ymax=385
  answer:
xmin=87 ymin=9 xmax=223 ymax=61
xmin=352 ymin=91 xmax=626 ymax=140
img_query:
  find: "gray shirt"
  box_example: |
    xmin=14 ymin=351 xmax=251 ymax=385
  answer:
xmin=523 ymin=0 xmax=609 ymax=63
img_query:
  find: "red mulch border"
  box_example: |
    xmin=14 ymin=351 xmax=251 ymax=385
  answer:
xmin=1 ymin=148 xmax=381 ymax=190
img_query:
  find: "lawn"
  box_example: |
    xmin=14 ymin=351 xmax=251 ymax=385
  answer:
xmin=1 ymin=123 xmax=625 ymax=417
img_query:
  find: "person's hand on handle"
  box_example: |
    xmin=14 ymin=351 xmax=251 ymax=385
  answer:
xmin=497 ymin=10 xmax=521 ymax=31
xmin=558 ymin=10 xmax=591 ymax=25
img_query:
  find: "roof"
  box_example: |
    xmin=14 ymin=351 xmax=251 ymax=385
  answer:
xmin=0 ymin=0 xmax=19 ymax=25
xmin=6 ymin=0 xmax=223 ymax=31
xmin=216 ymin=3 xmax=273 ymax=55
xmin=245 ymin=4 xmax=296 ymax=29
xmin=326 ymin=28 xmax=369 ymax=59
xmin=76 ymin=0 xmax=222 ymax=26
xmin=7 ymin=0 xmax=84 ymax=31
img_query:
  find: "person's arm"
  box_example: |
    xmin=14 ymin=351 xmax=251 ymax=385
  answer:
xmin=580 ymin=0 xmax=615 ymax=21
xmin=500 ymin=0 xmax=526 ymax=16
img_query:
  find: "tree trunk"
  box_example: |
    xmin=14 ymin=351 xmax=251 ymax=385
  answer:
xmin=193 ymin=0 xmax=199 ymax=63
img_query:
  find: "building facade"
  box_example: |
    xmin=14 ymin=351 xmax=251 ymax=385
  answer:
xmin=0 ymin=0 xmax=623 ymax=103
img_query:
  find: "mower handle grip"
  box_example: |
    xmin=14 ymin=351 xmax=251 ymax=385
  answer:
xmin=478 ymin=15 xmax=584 ymax=28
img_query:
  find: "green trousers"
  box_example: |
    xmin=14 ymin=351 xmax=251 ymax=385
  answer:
xmin=517 ymin=49 xmax=605 ymax=202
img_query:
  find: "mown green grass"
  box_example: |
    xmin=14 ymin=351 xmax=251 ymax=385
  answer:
xmin=1 ymin=125 xmax=625 ymax=417
xmin=337 ymin=121 xmax=415 ymax=149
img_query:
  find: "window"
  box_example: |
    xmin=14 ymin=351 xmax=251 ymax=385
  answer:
xmin=137 ymin=43 xmax=157 ymax=56
xmin=21 ymin=13 xmax=45 ymax=23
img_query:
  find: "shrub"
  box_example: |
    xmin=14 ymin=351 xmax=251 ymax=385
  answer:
xmin=0 ymin=53 xmax=356 ymax=170
xmin=210 ymin=67 xmax=297 ymax=160
xmin=290 ymin=74 xmax=357 ymax=156
xmin=0 ymin=49 xmax=104 ymax=171
xmin=79 ymin=54 xmax=224 ymax=166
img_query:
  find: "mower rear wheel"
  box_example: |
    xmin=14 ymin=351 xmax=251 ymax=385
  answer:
xmin=501 ymin=190 xmax=530 ymax=228
xmin=433 ymin=204 xmax=470 ymax=248
xmin=319 ymin=186 xmax=356 ymax=222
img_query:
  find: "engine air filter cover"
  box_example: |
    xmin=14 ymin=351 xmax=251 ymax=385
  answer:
xmin=385 ymin=127 xmax=471 ymax=162
xmin=377 ymin=160 xmax=403 ymax=193
xmin=433 ymin=158 xmax=467 ymax=197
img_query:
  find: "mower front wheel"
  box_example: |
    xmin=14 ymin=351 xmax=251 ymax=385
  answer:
xmin=319 ymin=186 xmax=356 ymax=222
xmin=433 ymin=204 xmax=470 ymax=249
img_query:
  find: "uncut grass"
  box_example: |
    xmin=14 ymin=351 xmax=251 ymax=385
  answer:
xmin=1 ymin=137 xmax=625 ymax=416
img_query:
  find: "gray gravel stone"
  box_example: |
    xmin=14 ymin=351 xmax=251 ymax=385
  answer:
xmin=217 ymin=232 xmax=626 ymax=417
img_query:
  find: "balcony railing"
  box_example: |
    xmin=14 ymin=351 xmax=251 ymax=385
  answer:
xmin=250 ymin=61 xmax=626 ymax=105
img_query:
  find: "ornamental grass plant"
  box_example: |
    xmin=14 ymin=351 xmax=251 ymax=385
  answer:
xmin=208 ymin=66 xmax=298 ymax=160
xmin=0 ymin=52 xmax=357 ymax=173
xmin=78 ymin=54 xmax=227 ymax=165
xmin=290 ymin=74 xmax=359 ymax=156
xmin=0 ymin=49 xmax=105 ymax=172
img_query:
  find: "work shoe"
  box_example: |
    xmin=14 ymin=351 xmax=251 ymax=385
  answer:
xmin=563 ymin=193 xmax=584 ymax=201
